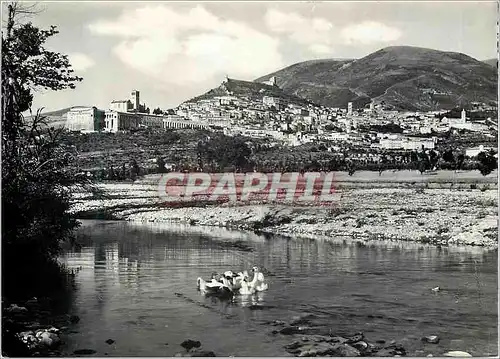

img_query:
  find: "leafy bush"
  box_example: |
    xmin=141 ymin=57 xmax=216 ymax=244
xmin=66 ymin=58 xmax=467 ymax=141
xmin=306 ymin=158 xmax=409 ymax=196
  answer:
xmin=2 ymin=3 xmax=89 ymax=300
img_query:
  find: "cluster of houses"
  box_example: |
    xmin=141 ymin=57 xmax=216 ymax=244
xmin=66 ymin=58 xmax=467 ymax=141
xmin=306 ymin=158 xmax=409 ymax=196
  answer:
xmin=64 ymin=78 xmax=496 ymax=157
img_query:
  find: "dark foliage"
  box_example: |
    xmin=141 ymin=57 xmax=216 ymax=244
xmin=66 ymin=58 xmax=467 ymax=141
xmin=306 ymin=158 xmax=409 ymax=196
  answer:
xmin=477 ymin=149 xmax=498 ymax=176
xmin=196 ymin=134 xmax=252 ymax=172
xmin=2 ymin=3 xmax=86 ymax=301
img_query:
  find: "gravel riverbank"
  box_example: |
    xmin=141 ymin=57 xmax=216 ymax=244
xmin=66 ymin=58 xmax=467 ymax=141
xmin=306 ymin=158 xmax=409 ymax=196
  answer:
xmin=69 ymin=171 xmax=498 ymax=247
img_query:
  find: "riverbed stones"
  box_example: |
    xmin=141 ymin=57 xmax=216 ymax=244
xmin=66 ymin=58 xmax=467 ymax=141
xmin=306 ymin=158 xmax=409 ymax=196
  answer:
xmin=37 ymin=331 xmax=61 ymax=348
xmin=284 ymin=336 xmax=361 ymax=357
xmin=281 ymin=328 xmax=407 ymax=358
xmin=6 ymin=304 xmax=28 ymax=313
xmin=16 ymin=327 xmax=61 ymax=351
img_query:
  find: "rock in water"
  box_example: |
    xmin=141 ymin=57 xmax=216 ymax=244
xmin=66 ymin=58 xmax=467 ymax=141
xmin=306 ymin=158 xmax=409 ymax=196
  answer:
xmin=105 ymin=339 xmax=115 ymax=345
xmin=6 ymin=304 xmax=28 ymax=313
xmin=346 ymin=332 xmax=364 ymax=344
xmin=375 ymin=343 xmax=407 ymax=357
xmin=351 ymin=340 xmax=369 ymax=353
xmin=443 ymin=351 xmax=472 ymax=357
xmin=422 ymin=335 xmax=440 ymax=344
xmin=331 ymin=343 xmax=361 ymax=357
xmin=180 ymin=339 xmax=201 ymax=351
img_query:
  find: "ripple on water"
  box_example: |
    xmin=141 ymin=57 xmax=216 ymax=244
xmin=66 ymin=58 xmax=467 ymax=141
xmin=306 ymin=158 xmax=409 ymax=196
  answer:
xmin=59 ymin=220 xmax=498 ymax=357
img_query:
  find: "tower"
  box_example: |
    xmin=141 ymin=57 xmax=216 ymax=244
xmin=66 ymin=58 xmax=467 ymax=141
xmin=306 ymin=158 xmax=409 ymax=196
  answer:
xmin=347 ymin=102 xmax=353 ymax=116
xmin=461 ymin=108 xmax=466 ymax=122
xmin=130 ymin=90 xmax=140 ymax=111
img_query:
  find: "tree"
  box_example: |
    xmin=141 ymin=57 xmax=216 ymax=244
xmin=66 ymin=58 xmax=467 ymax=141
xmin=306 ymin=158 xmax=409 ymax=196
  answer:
xmin=153 ymin=107 xmax=163 ymax=115
xmin=477 ymin=149 xmax=498 ymax=176
xmin=2 ymin=3 xmax=87 ymax=300
xmin=156 ymin=156 xmax=166 ymax=173
xmin=417 ymin=151 xmax=431 ymax=174
xmin=456 ymin=154 xmax=465 ymax=171
xmin=442 ymin=149 xmax=455 ymax=164
xmin=346 ymin=160 xmax=356 ymax=176
xmin=196 ymin=134 xmax=252 ymax=172
xmin=428 ymin=150 xmax=439 ymax=169
xmin=129 ymin=159 xmax=140 ymax=180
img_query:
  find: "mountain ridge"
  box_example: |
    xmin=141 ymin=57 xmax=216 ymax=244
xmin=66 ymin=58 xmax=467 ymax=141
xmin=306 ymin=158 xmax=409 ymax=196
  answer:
xmin=255 ymin=46 xmax=497 ymax=111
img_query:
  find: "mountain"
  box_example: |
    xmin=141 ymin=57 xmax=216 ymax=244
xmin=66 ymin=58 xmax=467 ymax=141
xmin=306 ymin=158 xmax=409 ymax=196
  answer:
xmin=255 ymin=46 xmax=498 ymax=111
xmin=184 ymin=77 xmax=312 ymax=106
xmin=483 ymin=58 xmax=498 ymax=68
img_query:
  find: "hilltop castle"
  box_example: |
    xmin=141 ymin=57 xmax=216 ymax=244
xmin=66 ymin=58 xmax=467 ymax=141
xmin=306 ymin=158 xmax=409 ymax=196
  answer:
xmin=262 ymin=76 xmax=278 ymax=87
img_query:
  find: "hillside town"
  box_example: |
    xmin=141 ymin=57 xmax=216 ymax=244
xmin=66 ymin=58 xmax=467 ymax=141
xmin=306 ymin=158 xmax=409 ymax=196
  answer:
xmin=62 ymin=76 xmax=497 ymax=166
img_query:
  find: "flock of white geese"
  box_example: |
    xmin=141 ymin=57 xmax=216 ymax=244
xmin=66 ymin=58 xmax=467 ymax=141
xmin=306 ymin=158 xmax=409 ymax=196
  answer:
xmin=197 ymin=266 xmax=268 ymax=297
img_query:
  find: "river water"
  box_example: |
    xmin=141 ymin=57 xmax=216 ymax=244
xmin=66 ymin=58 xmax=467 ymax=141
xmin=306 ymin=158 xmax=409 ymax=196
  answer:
xmin=59 ymin=220 xmax=498 ymax=357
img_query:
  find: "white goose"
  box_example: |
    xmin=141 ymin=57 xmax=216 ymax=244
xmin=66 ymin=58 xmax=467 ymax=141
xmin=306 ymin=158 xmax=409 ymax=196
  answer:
xmin=249 ymin=266 xmax=268 ymax=292
xmin=237 ymin=271 xmax=256 ymax=295
xmin=197 ymin=277 xmax=223 ymax=293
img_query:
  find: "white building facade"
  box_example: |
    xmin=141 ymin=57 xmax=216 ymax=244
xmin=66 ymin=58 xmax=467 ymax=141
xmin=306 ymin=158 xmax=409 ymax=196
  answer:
xmin=66 ymin=106 xmax=105 ymax=132
xmin=104 ymin=111 xmax=140 ymax=132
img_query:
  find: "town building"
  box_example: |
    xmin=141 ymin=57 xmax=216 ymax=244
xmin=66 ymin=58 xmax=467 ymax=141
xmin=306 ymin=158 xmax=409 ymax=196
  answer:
xmin=140 ymin=113 xmax=165 ymax=129
xmin=110 ymin=100 xmax=132 ymax=113
xmin=162 ymin=118 xmax=208 ymax=130
xmin=263 ymin=96 xmax=286 ymax=110
xmin=104 ymin=111 xmax=140 ymax=132
xmin=378 ymin=137 xmax=435 ymax=150
xmin=465 ymin=145 xmax=494 ymax=157
xmin=66 ymin=106 xmax=105 ymax=132
xmin=347 ymin=102 xmax=353 ymax=116
xmin=130 ymin=90 xmax=140 ymax=111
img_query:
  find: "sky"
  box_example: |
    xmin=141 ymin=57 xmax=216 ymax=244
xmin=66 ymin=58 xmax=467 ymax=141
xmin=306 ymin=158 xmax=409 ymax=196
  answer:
xmin=8 ymin=1 xmax=498 ymax=112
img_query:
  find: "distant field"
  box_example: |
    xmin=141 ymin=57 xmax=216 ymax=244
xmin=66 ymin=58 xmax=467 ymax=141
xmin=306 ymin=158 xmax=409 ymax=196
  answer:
xmin=332 ymin=169 xmax=498 ymax=183
xmin=138 ymin=170 xmax=498 ymax=185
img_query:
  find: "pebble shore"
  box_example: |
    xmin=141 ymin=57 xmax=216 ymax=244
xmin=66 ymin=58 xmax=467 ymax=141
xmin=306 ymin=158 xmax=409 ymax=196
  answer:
xmin=69 ymin=171 xmax=498 ymax=247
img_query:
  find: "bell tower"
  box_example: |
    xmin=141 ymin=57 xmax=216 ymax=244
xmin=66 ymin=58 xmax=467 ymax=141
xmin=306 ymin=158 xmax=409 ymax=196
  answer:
xmin=130 ymin=90 xmax=140 ymax=111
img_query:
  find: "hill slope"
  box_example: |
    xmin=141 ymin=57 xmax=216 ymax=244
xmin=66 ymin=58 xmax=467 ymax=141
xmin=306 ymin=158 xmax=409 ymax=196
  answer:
xmin=256 ymin=46 xmax=498 ymax=111
xmin=483 ymin=58 xmax=498 ymax=68
xmin=184 ymin=77 xmax=312 ymax=106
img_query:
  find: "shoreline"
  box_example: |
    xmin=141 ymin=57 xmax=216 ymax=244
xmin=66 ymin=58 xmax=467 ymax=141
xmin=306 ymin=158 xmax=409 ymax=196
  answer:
xmin=70 ymin=170 xmax=498 ymax=248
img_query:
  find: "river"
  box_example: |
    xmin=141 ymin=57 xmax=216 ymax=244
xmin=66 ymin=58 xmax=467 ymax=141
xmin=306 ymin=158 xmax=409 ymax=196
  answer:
xmin=59 ymin=220 xmax=498 ymax=357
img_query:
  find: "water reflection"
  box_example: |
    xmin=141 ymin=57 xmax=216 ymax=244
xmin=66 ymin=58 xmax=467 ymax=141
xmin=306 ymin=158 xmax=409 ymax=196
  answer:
xmin=59 ymin=220 xmax=497 ymax=357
